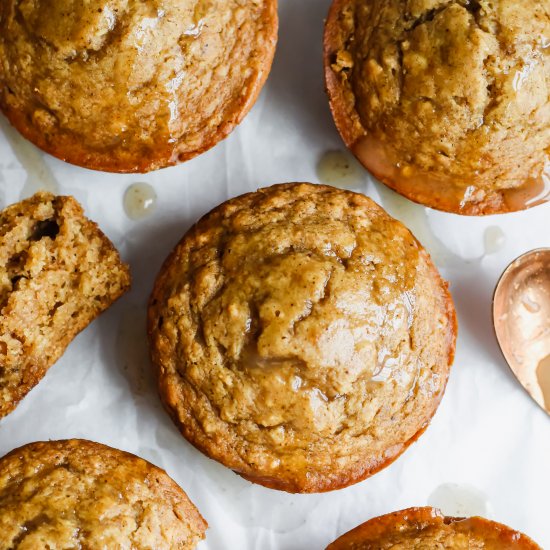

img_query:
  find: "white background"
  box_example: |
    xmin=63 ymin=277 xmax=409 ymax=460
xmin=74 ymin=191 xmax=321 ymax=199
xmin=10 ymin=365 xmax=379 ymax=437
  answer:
xmin=0 ymin=1 xmax=549 ymax=548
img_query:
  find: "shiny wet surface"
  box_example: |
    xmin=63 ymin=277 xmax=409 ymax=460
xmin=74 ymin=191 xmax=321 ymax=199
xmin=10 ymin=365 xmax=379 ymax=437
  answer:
xmin=494 ymin=249 xmax=550 ymax=414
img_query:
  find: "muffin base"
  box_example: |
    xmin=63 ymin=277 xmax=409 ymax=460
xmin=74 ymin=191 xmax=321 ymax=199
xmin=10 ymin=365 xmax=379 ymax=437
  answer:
xmin=149 ymin=183 xmax=457 ymax=493
xmin=0 ymin=1 xmax=278 ymax=173
xmin=0 ymin=440 xmax=207 ymax=549
xmin=323 ymin=0 xmax=550 ymax=215
xmin=327 ymin=507 xmax=542 ymax=549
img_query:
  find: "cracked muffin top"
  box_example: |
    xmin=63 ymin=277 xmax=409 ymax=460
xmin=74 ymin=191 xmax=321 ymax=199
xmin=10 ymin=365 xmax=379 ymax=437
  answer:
xmin=326 ymin=507 xmax=542 ymax=549
xmin=324 ymin=0 xmax=550 ymax=215
xmin=0 ymin=0 xmax=277 ymax=172
xmin=0 ymin=439 xmax=207 ymax=549
xmin=148 ymin=183 xmax=456 ymax=493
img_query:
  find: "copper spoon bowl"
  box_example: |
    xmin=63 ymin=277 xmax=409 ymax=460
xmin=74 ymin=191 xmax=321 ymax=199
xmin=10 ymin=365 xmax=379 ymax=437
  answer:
xmin=493 ymin=249 xmax=550 ymax=415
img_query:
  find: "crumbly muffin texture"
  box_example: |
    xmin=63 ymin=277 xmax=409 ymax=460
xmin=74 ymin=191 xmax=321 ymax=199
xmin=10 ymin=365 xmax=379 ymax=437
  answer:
xmin=326 ymin=0 xmax=550 ymax=214
xmin=148 ymin=183 xmax=456 ymax=492
xmin=0 ymin=440 xmax=207 ymax=549
xmin=0 ymin=0 xmax=277 ymax=172
xmin=326 ymin=507 xmax=542 ymax=549
xmin=0 ymin=192 xmax=130 ymax=419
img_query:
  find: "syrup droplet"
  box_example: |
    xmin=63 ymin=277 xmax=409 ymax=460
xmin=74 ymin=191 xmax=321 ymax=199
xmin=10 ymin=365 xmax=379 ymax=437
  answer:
xmin=371 ymin=352 xmax=396 ymax=382
xmin=503 ymin=159 xmax=550 ymax=211
xmin=123 ymin=183 xmax=157 ymax=220
xmin=512 ymin=56 xmax=539 ymax=92
xmin=317 ymin=150 xmax=363 ymax=189
xmin=483 ymin=226 xmax=506 ymax=255
xmin=428 ymin=483 xmax=491 ymax=517
xmin=522 ymin=293 xmax=541 ymax=314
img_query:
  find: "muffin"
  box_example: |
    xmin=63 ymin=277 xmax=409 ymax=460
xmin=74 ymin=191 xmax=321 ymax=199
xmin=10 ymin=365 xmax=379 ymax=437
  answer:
xmin=324 ymin=0 xmax=550 ymax=215
xmin=327 ymin=507 xmax=542 ymax=549
xmin=0 ymin=439 xmax=207 ymax=549
xmin=148 ymin=183 xmax=456 ymax=493
xmin=0 ymin=192 xmax=130 ymax=419
xmin=0 ymin=0 xmax=278 ymax=173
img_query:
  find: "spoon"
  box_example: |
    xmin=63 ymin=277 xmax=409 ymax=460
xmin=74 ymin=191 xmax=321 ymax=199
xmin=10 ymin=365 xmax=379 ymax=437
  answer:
xmin=493 ymin=249 xmax=550 ymax=415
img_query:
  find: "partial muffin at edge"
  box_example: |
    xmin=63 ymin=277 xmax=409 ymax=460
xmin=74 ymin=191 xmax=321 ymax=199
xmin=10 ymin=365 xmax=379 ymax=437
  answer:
xmin=0 ymin=192 xmax=130 ymax=419
xmin=0 ymin=439 xmax=207 ymax=549
xmin=326 ymin=507 xmax=542 ymax=549
xmin=148 ymin=183 xmax=456 ymax=493
xmin=0 ymin=0 xmax=278 ymax=173
xmin=324 ymin=0 xmax=550 ymax=215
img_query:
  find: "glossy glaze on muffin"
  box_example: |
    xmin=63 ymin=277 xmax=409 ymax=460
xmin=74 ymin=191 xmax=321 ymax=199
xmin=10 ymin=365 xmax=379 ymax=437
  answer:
xmin=327 ymin=507 xmax=542 ymax=549
xmin=324 ymin=0 xmax=550 ymax=214
xmin=0 ymin=0 xmax=278 ymax=172
xmin=148 ymin=183 xmax=456 ymax=493
xmin=0 ymin=440 xmax=207 ymax=549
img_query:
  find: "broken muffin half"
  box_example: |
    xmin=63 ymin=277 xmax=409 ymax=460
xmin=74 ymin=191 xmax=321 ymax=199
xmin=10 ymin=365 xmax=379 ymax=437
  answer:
xmin=0 ymin=192 xmax=130 ymax=418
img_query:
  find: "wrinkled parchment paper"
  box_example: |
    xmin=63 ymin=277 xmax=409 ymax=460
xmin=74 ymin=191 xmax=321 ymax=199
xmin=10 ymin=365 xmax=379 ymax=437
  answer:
xmin=0 ymin=1 xmax=549 ymax=548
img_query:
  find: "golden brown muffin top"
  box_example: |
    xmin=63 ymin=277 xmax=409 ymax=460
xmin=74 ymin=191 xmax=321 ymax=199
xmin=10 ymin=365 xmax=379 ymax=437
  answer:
xmin=0 ymin=440 xmax=207 ymax=549
xmin=325 ymin=0 xmax=550 ymax=214
xmin=148 ymin=183 xmax=456 ymax=493
xmin=327 ymin=507 xmax=542 ymax=549
xmin=0 ymin=0 xmax=277 ymax=172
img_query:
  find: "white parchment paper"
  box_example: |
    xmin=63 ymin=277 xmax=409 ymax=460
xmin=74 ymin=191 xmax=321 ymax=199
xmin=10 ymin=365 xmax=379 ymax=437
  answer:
xmin=0 ymin=1 xmax=549 ymax=548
